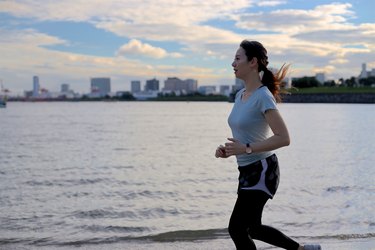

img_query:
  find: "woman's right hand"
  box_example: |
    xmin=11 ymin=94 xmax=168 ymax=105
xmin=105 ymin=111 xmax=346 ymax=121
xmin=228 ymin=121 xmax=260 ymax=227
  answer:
xmin=215 ymin=145 xmax=228 ymax=158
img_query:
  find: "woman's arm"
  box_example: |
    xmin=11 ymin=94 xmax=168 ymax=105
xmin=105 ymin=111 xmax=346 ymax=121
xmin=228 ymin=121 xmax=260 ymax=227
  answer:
xmin=225 ymin=109 xmax=290 ymax=156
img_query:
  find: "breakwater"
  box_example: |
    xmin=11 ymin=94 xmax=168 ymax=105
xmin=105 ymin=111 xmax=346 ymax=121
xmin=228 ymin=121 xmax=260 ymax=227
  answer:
xmin=281 ymin=93 xmax=375 ymax=103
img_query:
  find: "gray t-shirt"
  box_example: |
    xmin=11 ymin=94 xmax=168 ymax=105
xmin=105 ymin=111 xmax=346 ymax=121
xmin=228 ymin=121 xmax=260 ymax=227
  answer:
xmin=228 ymin=86 xmax=277 ymax=166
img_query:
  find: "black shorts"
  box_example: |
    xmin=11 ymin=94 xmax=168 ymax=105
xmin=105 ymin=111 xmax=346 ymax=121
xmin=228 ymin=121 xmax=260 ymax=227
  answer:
xmin=237 ymin=154 xmax=280 ymax=198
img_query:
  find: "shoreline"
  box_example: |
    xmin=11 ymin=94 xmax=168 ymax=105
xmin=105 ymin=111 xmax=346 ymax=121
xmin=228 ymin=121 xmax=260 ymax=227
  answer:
xmin=2 ymin=236 xmax=374 ymax=250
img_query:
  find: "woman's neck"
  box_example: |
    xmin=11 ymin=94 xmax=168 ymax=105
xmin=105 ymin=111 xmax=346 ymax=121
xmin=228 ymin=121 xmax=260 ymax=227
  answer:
xmin=243 ymin=74 xmax=263 ymax=93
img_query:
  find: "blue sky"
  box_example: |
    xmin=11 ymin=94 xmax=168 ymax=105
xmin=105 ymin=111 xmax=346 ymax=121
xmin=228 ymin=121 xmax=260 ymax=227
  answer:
xmin=0 ymin=0 xmax=374 ymax=94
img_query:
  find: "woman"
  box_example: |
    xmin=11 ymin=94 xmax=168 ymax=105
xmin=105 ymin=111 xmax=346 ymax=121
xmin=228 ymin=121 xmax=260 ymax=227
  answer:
xmin=215 ymin=40 xmax=321 ymax=250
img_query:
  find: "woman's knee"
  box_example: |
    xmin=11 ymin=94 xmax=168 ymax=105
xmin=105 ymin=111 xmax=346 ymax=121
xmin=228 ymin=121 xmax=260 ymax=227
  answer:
xmin=247 ymin=224 xmax=262 ymax=239
xmin=228 ymin=220 xmax=246 ymax=238
xmin=228 ymin=221 xmax=238 ymax=237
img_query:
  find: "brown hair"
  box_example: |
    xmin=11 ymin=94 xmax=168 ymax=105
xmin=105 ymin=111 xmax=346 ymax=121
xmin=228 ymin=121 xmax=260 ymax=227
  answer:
xmin=240 ymin=40 xmax=289 ymax=102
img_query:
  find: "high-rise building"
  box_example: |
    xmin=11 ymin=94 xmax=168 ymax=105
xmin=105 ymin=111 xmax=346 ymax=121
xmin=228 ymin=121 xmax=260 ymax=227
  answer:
xmin=359 ymin=63 xmax=367 ymax=79
xmin=163 ymin=77 xmax=197 ymax=93
xmin=185 ymin=79 xmax=198 ymax=93
xmin=315 ymin=73 xmax=325 ymax=84
xmin=145 ymin=78 xmax=159 ymax=91
xmin=131 ymin=80 xmax=141 ymax=93
xmin=91 ymin=77 xmax=111 ymax=97
xmin=33 ymin=76 xmax=39 ymax=97
xmin=61 ymin=83 xmax=70 ymax=93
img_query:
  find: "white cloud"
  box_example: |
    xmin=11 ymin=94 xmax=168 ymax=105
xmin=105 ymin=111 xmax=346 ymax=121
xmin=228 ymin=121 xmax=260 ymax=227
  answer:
xmin=257 ymin=1 xmax=286 ymax=7
xmin=329 ymin=58 xmax=349 ymax=64
xmin=116 ymin=39 xmax=183 ymax=59
xmin=0 ymin=28 xmax=67 ymax=46
xmin=313 ymin=65 xmax=336 ymax=74
xmin=234 ymin=3 xmax=355 ymax=34
xmin=0 ymin=0 xmax=253 ymax=25
xmin=0 ymin=0 xmax=249 ymax=60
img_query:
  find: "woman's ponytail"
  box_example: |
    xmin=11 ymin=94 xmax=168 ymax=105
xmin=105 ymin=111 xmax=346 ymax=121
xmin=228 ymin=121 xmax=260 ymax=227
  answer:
xmin=261 ymin=64 xmax=289 ymax=103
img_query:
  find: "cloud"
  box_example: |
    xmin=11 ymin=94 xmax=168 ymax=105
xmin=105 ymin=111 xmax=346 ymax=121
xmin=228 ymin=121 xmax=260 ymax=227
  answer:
xmin=234 ymin=3 xmax=355 ymax=34
xmin=226 ymin=2 xmax=374 ymax=78
xmin=257 ymin=1 xmax=286 ymax=7
xmin=293 ymin=23 xmax=375 ymax=45
xmin=0 ymin=28 xmax=67 ymax=46
xmin=0 ymin=0 xmax=249 ymax=58
xmin=116 ymin=39 xmax=183 ymax=59
xmin=0 ymin=0 xmax=253 ymax=25
xmin=313 ymin=65 xmax=336 ymax=74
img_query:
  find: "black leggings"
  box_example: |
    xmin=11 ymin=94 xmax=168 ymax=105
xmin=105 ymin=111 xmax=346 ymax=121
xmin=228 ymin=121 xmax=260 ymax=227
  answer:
xmin=228 ymin=190 xmax=299 ymax=250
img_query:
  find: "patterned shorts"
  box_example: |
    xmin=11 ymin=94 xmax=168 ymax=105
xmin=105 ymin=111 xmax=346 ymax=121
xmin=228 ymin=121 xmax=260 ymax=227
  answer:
xmin=237 ymin=154 xmax=280 ymax=198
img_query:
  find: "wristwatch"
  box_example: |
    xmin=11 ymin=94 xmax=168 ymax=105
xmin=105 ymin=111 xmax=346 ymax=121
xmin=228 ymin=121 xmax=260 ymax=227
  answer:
xmin=245 ymin=143 xmax=252 ymax=154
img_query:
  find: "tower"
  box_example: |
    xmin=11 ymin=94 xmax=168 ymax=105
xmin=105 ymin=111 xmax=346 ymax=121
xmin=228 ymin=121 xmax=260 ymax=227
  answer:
xmin=359 ymin=63 xmax=368 ymax=79
xmin=33 ymin=76 xmax=39 ymax=97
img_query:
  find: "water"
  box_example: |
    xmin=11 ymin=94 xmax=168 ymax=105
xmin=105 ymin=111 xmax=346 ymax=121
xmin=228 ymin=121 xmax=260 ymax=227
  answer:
xmin=0 ymin=102 xmax=374 ymax=249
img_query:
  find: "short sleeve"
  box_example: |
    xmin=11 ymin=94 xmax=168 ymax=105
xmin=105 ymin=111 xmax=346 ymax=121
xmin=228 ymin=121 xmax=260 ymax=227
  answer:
xmin=259 ymin=88 xmax=277 ymax=114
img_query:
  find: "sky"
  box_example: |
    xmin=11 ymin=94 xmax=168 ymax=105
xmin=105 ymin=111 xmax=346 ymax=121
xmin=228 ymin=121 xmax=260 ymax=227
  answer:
xmin=0 ymin=0 xmax=374 ymax=94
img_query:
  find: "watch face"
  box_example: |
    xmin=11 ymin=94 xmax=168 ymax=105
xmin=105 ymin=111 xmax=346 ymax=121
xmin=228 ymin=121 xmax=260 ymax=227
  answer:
xmin=246 ymin=147 xmax=252 ymax=154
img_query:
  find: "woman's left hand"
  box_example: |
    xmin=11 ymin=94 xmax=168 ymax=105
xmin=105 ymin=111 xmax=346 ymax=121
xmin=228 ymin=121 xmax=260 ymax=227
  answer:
xmin=224 ymin=138 xmax=246 ymax=156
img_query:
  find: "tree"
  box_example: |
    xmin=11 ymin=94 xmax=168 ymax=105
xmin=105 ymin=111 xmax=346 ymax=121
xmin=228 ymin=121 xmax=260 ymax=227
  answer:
xmin=119 ymin=92 xmax=135 ymax=100
xmin=359 ymin=76 xmax=375 ymax=86
xmin=292 ymin=77 xmax=320 ymax=88
xmin=344 ymin=77 xmax=356 ymax=87
xmin=324 ymin=80 xmax=335 ymax=87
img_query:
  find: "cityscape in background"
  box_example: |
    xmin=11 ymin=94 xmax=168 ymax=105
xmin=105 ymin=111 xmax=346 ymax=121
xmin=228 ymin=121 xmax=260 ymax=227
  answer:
xmin=1 ymin=63 xmax=375 ymax=101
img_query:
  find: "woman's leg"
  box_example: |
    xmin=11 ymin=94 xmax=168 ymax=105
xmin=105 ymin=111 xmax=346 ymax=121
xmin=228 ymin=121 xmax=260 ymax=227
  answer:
xmin=249 ymin=224 xmax=299 ymax=250
xmin=228 ymin=192 xmax=258 ymax=249
xmin=228 ymin=190 xmax=300 ymax=250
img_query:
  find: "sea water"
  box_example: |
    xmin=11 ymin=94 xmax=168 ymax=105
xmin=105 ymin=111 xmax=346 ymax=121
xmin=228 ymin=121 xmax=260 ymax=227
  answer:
xmin=0 ymin=102 xmax=374 ymax=249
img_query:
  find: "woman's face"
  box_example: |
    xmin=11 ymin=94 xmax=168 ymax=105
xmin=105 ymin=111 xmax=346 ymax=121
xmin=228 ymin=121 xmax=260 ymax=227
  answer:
xmin=232 ymin=47 xmax=250 ymax=80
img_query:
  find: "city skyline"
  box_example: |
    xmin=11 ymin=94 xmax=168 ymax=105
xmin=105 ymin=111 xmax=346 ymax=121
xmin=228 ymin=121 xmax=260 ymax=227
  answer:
xmin=0 ymin=0 xmax=374 ymax=94
xmin=25 ymin=76 xmax=200 ymax=96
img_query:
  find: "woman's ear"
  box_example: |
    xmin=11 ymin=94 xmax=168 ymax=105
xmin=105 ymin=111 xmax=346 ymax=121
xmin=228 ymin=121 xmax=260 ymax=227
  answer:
xmin=250 ymin=57 xmax=258 ymax=66
xmin=248 ymin=57 xmax=258 ymax=70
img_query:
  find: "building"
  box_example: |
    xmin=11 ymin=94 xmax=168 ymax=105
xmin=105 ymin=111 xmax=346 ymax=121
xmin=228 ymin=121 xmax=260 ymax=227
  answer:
xmin=315 ymin=73 xmax=325 ymax=85
xmin=163 ymin=77 xmax=180 ymax=92
xmin=145 ymin=78 xmax=159 ymax=91
xmin=33 ymin=76 xmax=39 ymax=97
xmin=60 ymin=83 xmax=76 ymax=99
xmin=185 ymin=79 xmax=198 ymax=93
xmin=91 ymin=77 xmax=111 ymax=97
xmin=198 ymin=85 xmax=216 ymax=95
xmin=131 ymin=80 xmax=141 ymax=93
xmin=61 ymin=83 xmax=70 ymax=93
xmin=219 ymin=85 xmax=231 ymax=96
xmin=359 ymin=63 xmax=375 ymax=79
xmin=163 ymin=77 xmax=198 ymax=94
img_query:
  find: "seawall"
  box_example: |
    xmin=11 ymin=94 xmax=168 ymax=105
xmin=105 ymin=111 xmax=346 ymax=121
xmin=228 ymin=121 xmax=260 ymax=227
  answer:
xmin=281 ymin=93 xmax=375 ymax=103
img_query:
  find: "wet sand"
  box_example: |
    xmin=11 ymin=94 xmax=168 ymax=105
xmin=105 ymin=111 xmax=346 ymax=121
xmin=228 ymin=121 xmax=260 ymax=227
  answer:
xmin=5 ymin=237 xmax=374 ymax=249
